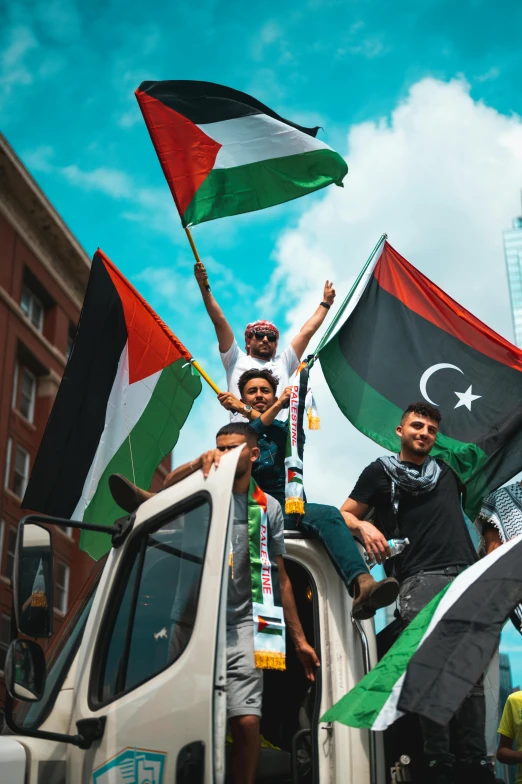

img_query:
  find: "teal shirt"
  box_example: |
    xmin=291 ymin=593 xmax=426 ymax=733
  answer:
xmin=249 ymin=417 xmax=288 ymax=502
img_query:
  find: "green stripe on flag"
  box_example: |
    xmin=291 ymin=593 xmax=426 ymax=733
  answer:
xmin=321 ymin=584 xmax=451 ymax=728
xmin=319 ymin=333 xmax=489 ymax=517
xmin=80 ymin=358 xmax=201 ymax=560
xmin=183 ymin=149 xmax=347 ymax=227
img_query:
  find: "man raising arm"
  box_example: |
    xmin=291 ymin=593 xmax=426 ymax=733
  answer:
xmin=194 ymin=261 xmax=336 ymax=420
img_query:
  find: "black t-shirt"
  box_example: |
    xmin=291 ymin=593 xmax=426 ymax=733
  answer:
xmin=350 ymin=459 xmax=477 ymax=581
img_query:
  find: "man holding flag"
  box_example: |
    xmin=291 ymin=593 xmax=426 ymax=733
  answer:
xmin=340 ymin=402 xmax=492 ymax=783
xmin=194 ymin=260 xmax=336 ymax=420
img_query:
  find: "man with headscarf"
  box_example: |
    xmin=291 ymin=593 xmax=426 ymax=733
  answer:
xmin=194 ymin=261 xmax=335 ymax=421
xmin=475 ymin=481 xmax=522 ymax=634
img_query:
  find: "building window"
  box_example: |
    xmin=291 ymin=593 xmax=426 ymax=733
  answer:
xmin=56 ymin=562 xmax=70 ymax=615
xmin=21 ymin=285 xmax=44 ymax=332
xmin=0 ymin=613 xmax=11 ymax=672
xmin=12 ymin=445 xmax=30 ymax=499
xmin=3 ymin=526 xmax=17 ymax=581
xmin=13 ymin=364 xmax=36 ymax=423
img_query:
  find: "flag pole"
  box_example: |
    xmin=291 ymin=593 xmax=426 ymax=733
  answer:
xmin=185 ymin=226 xmax=211 ymax=292
xmin=308 ymin=233 xmax=387 ymax=368
xmin=190 ymin=359 xmax=221 ymax=395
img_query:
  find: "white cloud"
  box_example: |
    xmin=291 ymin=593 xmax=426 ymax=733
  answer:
xmin=61 ymin=164 xmax=133 ymax=199
xmin=23 ymin=145 xmax=55 ymax=173
xmin=0 ymin=25 xmax=38 ymax=105
xmin=262 ymin=77 xmax=522 ymax=505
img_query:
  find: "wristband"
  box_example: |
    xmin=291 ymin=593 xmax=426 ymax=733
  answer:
xmin=320 ymin=301 xmax=331 ymax=310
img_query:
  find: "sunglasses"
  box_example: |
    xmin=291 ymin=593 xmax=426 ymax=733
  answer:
xmin=251 ymin=331 xmax=277 ymax=342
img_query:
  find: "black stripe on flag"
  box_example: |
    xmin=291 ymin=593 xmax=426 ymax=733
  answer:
xmin=398 ymin=537 xmax=522 ymax=726
xmin=23 ymin=254 xmax=127 ymax=518
xmin=137 ymin=80 xmax=320 ymax=136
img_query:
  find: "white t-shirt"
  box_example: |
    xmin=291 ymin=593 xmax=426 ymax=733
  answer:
xmin=220 ymin=339 xmax=300 ymax=422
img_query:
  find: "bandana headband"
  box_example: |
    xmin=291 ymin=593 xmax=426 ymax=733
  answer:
xmin=245 ymin=320 xmax=279 ymax=351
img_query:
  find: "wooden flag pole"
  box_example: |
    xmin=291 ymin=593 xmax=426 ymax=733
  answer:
xmin=190 ymin=359 xmax=221 ymax=395
xmin=183 ymin=227 xmax=222 ymax=393
xmin=185 ymin=226 xmax=211 ymax=292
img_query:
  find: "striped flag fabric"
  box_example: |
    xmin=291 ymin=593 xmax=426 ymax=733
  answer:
xmin=23 ymin=250 xmax=201 ymax=560
xmin=135 ymin=80 xmax=348 ymax=227
xmin=322 ymin=535 xmax=522 ymax=729
xmin=319 ymin=240 xmax=522 ymax=517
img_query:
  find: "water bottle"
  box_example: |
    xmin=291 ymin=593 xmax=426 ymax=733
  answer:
xmin=364 ymin=537 xmax=410 ymax=569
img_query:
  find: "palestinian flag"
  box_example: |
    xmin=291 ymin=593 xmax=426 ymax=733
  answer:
xmin=135 ymin=80 xmax=348 ymax=227
xmin=319 ymin=240 xmax=522 ymax=516
xmin=322 ymin=534 xmax=522 ymax=729
xmin=23 ymin=250 xmax=201 ymax=560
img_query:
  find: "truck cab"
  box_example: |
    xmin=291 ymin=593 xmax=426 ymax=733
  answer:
xmin=0 ymin=448 xmax=387 ymax=784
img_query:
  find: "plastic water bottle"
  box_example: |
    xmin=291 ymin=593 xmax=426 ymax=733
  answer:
xmin=364 ymin=537 xmax=410 ymax=569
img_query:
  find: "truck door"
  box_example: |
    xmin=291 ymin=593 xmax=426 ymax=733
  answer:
xmin=67 ymin=450 xmax=239 ymax=784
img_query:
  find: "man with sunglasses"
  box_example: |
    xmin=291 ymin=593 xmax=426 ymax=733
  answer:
xmin=194 ymin=261 xmax=336 ymax=422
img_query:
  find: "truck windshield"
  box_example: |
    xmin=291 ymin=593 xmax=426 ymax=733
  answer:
xmin=12 ymin=555 xmax=107 ymax=730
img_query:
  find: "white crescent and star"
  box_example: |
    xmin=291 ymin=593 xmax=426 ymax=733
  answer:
xmin=419 ymin=363 xmax=482 ymax=411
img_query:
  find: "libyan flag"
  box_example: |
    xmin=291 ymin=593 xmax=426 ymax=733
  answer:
xmin=135 ymin=80 xmax=348 ymax=227
xmin=322 ymin=534 xmax=522 ymax=729
xmin=319 ymin=240 xmax=522 ymax=517
xmin=23 ymin=250 xmax=201 ymax=560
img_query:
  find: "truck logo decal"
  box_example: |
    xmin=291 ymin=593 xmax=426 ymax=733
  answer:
xmin=92 ymin=747 xmax=166 ymax=784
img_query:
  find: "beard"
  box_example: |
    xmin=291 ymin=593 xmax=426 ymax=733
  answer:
xmin=249 ymin=343 xmax=276 ymax=359
xmin=405 ymin=437 xmax=433 ymax=456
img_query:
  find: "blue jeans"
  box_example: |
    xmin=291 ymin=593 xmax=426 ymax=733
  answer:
xmin=272 ymin=493 xmax=369 ymax=592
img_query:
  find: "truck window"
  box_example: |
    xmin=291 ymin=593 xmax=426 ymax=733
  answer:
xmin=12 ymin=556 xmax=106 ymax=730
xmin=91 ymin=497 xmax=211 ymax=707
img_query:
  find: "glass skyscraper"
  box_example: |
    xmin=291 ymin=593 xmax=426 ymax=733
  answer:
xmin=504 ymin=200 xmax=522 ymax=347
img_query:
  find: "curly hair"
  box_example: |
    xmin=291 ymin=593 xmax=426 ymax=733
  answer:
xmin=401 ymin=401 xmax=442 ymax=425
xmin=237 ymin=368 xmax=279 ymax=397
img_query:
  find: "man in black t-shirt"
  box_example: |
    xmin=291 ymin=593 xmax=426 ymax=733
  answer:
xmin=341 ymin=402 xmax=493 ymax=784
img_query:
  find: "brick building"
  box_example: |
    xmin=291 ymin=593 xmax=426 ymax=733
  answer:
xmin=0 ymin=133 xmax=169 ymax=700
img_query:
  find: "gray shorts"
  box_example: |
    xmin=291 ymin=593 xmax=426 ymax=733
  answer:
xmin=226 ymin=623 xmax=263 ymax=719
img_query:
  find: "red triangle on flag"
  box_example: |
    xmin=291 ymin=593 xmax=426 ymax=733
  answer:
xmin=98 ymin=250 xmax=192 ymax=384
xmin=288 ymin=470 xmax=297 ymax=482
xmin=258 ymin=617 xmax=269 ymax=633
xmin=135 ymin=90 xmax=221 ymax=217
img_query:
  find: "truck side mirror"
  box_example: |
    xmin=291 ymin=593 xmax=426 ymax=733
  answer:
xmin=14 ymin=522 xmax=54 ymax=638
xmin=5 ymin=639 xmax=47 ymax=702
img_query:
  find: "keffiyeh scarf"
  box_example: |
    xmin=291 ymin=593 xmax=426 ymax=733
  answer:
xmin=378 ymin=455 xmax=442 ymax=514
xmin=475 ymin=483 xmax=522 ymax=634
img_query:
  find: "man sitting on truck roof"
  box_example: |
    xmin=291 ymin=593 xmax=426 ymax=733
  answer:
xmin=194 ymin=259 xmax=336 ymax=422
xmin=216 ymin=369 xmax=399 ymax=621
xmin=340 ymin=402 xmax=493 ymax=784
xmin=112 ymin=422 xmax=319 ymax=784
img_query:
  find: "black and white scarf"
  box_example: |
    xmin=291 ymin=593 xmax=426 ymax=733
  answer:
xmin=378 ymin=454 xmax=442 ymax=515
xmin=475 ymin=483 xmax=522 ymax=634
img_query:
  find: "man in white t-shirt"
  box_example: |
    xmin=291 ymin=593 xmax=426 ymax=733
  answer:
xmin=194 ymin=261 xmax=336 ymax=421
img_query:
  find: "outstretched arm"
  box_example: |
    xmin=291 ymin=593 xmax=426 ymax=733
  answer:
xmin=217 ymin=386 xmax=292 ymax=424
xmin=277 ymin=556 xmax=320 ymax=681
xmin=290 ymin=280 xmax=336 ymax=360
xmin=194 ymin=263 xmax=234 ymax=353
xmin=163 ymin=449 xmax=223 ymax=488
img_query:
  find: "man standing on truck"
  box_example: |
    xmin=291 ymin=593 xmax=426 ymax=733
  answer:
xmin=194 ymin=260 xmax=336 ymax=420
xmin=111 ymin=422 xmax=319 ymax=784
xmin=340 ymin=402 xmax=494 ymax=784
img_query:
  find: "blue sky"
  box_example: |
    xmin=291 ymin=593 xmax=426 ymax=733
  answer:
xmin=3 ymin=0 xmax=522 ymax=695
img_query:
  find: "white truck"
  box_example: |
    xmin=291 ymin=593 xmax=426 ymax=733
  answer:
xmin=1 ymin=448 xmax=414 ymax=784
